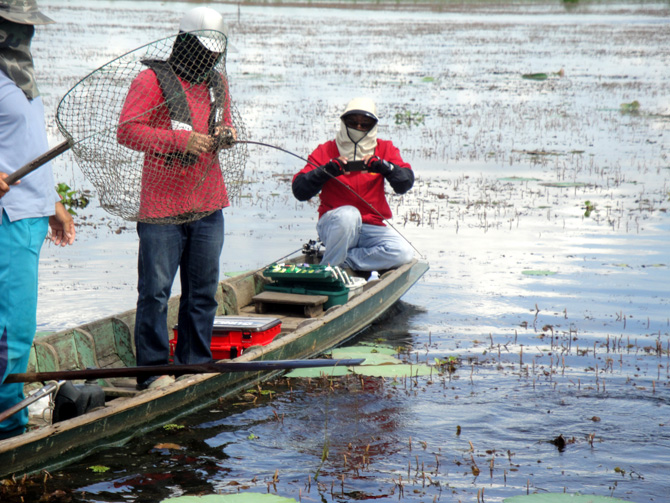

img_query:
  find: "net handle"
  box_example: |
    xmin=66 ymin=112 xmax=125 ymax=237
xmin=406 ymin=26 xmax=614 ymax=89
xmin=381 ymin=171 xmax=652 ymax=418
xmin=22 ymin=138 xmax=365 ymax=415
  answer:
xmin=5 ymin=140 xmax=72 ymax=185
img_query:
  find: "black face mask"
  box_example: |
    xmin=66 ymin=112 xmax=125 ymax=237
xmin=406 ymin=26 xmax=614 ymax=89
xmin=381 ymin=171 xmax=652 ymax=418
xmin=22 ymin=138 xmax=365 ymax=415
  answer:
xmin=168 ymin=33 xmax=220 ymax=83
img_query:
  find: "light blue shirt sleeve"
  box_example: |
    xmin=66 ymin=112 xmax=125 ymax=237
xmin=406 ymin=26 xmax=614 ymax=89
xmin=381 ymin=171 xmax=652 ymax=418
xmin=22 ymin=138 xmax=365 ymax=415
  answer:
xmin=0 ymin=70 xmax=60 ymax=223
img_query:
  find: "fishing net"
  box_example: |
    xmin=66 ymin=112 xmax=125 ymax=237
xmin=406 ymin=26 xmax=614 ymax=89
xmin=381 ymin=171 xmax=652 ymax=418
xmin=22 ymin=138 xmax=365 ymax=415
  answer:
xmin=56 ymin=30 xmax=248 ymax=225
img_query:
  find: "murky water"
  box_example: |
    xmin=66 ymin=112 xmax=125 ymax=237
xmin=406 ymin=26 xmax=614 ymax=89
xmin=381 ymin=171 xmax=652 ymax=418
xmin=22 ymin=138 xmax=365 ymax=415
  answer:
xmin=12 ymin=0 xmax=670 ymax=501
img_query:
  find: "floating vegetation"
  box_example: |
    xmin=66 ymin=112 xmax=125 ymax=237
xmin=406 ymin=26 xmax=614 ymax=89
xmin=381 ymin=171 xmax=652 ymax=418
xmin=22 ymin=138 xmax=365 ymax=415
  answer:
xmin=87 ymin=465 xmax=110 ymax=473
xmin=162 ymin=423 xmax=185 ymax=432
xmin=522 ymin=270 xmax=558 ymax=276
xmin=584 ymin=200 xmax=595 ymax=217
xmin=285 ymin=344 xmax=434 ymax=378
xmin=498 ymin=176 xmax=542 ymax=182
xmin=521 ymin=68 xmax=564 ymax=81
xmin=539 ymin=181 xmax=588 ymax=188
xmin=56 ymin=182 xmax=90 ymax=215
xmin=620 ymin=100 xmax=641 ymax=114
xmin=522 ymin=73 xmax=549 ymax=81
xmin=434 ymin=355 xmax=459 ymax=373
xmin=394 ymin=108 xmax=425 ymax=127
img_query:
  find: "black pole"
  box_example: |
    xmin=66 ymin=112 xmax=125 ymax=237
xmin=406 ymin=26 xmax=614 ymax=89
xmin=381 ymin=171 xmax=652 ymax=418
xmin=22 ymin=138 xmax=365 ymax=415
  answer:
xmin=4 ymin=358 xmax=365 ymax=384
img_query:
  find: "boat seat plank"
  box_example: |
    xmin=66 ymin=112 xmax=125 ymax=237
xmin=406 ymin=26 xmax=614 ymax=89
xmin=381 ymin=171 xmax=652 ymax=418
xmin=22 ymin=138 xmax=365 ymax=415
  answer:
xmin=252 ymin=291 xmax=328 ymax=318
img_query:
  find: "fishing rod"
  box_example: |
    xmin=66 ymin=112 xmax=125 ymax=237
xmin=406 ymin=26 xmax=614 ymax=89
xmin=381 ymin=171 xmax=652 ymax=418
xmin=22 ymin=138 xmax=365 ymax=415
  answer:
xmin=235 ymin=139 xmax=424 ymax=259
xmin=0 ymin=380 xmax=64 ymax=423
xmin=4 ymin=358 xmax=365 ymax=384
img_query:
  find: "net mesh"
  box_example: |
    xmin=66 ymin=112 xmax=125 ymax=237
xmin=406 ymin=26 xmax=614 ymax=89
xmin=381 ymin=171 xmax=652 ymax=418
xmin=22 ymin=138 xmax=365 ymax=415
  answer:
xmin=56 ymin=30 xmax=248 ymax=225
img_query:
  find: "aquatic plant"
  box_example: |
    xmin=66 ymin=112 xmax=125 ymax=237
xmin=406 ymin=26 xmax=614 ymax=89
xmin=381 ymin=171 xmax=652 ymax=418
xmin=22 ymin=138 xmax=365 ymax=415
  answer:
xmin=55 ymin=182 xmax=90 ymax=215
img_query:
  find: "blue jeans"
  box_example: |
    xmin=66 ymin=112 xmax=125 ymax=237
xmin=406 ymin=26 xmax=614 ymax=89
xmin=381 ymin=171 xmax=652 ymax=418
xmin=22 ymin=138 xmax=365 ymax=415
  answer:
xmin=0 ymin=211 xmax=48 ymax=438
xmin=134 ymin=210 xmax=224 ymax=383
xmin=316 ymin=206 xmax=414 ymax=271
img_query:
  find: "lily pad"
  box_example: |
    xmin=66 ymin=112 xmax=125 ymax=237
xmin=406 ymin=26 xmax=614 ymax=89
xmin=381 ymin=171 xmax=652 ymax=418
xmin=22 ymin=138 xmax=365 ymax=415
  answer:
xmin=286 ymin=362 xmax=433 ymax=379
xmin=284 ymin=365 xmax=351 ymax=378
xmin=498 ymin=176 xmax=542 ymax=182
xmin=331 ymin=345 xmax=398 ymax=357
xmin=162 ymin=494 xmax=297 ymax=503
xmin=522 ymin=270 xmax=558 ymax=276
xmin=351 ymin=363 xmax=434 ymax=378
xmin=522 ymin=73 xmax=548 ymax=81
xmin=286 ymin=345 xmax=431 ymax=378
xmin=540 ymin=182 xmax=588 ymax=188
xmin=504 ymin=493 xmax=630 ymax=503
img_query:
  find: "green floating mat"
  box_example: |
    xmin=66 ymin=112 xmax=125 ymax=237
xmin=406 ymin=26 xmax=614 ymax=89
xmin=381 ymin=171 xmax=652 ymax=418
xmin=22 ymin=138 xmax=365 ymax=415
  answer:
xmin=286 ymin=363 xmax=433 ymax=379
xmin=539 ymin=182 xmax=587 ymax=188
xmin=285 ymin=365 xmax=351 ymax=378
xmin=332 ymin=350 xmax=402 ymax=365
xmin=498 ymin=176 xmax=542 ymax=182
xmin=286 ymin=344 xmax=433 ymax=378
xmin=504 ymin=493 xmax=631 ymax=503
xmin=162 ymin=493 xmax=297 ymax=503
xmin=351 ymin=363 xmax=433 ymax=378
xmin=332 ymin=344 xmax=399 ymax=356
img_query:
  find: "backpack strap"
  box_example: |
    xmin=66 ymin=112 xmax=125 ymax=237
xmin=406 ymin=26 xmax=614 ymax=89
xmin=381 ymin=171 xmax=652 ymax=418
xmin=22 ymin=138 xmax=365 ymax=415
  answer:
xmin=142 ymin=59 xmax=197 ymax=166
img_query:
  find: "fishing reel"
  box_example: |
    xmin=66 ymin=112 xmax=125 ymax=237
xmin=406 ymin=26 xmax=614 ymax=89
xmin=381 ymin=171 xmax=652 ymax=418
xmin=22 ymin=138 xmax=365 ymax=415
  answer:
xmin=302 ymin=239 xmax=324 ymax=263
xmin=214 ymin=127 xmax=236 ymax=149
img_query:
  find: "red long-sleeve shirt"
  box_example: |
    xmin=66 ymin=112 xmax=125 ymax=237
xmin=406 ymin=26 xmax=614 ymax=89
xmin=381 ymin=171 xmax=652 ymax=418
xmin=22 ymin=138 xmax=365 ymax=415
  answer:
xmin=117 ymin=69 xmax=230 ymax=219
xmin=293 ymin=139 xmax=412 ymax=226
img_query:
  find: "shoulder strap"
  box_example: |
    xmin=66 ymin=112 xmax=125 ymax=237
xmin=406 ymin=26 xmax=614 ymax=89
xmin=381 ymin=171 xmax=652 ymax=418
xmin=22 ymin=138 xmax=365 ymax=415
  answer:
xmin=142 ymin=59 xmax=197 ymax=166
xmin=143 ymin=59 xmax=194 ymax=127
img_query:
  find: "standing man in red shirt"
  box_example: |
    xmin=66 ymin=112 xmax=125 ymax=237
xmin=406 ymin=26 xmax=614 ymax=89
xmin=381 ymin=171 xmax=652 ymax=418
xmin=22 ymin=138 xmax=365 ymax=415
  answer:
xmin=292 ymin=97 xmax=414 ymax=273
xmin=117 ymin=7 xmax=235 ymax=390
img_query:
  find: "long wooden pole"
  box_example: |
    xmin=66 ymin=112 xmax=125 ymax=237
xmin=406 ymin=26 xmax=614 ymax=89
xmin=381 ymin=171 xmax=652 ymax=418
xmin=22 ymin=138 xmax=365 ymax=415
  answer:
xmin=4 ymin=140 xmax=72 ymax=185
xmin=3 ymin=358 xmax=364 ymax=384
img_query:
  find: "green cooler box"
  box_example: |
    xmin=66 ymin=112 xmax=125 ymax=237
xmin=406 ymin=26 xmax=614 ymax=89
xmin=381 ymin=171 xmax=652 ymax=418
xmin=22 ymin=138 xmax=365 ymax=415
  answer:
xmin=263 ymin=263 xmax=350 ymax=309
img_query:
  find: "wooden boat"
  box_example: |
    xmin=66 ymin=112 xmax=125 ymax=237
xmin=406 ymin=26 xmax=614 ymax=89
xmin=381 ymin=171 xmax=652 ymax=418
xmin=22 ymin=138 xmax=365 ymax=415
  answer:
xmin=0 ymin=249 xmax=428 ymax=479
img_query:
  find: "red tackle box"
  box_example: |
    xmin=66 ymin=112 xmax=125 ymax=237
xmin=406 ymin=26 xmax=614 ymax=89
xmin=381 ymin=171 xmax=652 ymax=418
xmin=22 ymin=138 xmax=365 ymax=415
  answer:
xmin=170 ymin=316 xmax=282 ymax=360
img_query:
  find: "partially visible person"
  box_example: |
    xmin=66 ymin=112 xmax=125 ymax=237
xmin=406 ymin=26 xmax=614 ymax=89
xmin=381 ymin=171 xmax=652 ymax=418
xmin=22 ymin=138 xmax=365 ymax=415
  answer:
xmin=117 ymin=7 xmax=235 ymax=390
xmin=0 ymin=173 xmax=11 ymax=197
xmin=0 ymin=0 xmax=76 ymax=440
xmin=292 ymin=97 xmax=414 ymax=272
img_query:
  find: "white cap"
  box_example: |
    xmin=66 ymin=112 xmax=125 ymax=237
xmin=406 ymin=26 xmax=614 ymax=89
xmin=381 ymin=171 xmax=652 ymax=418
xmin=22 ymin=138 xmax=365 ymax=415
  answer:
xmin=340 ymin=96 xmax=379 ymax=122
xmin=179 ymin=7 xmax=231 ymax=53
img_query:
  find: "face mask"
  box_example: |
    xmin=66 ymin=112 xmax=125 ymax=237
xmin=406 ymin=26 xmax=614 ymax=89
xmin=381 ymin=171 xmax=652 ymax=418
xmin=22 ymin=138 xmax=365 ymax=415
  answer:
xmin=0 ymin=20 xmax=39 ymax=99
xmin=346 ymin=127 xmax=369 ymax=143
xmin=169 ymin=33 xmax=221 ymax=83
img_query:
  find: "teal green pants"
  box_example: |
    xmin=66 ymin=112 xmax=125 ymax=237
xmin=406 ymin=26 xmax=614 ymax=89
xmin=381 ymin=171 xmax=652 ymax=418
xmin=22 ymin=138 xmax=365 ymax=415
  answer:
xmin=0 ymin=210 xmax=48 ymax=439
